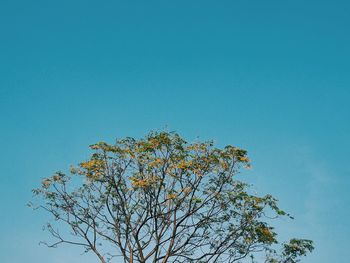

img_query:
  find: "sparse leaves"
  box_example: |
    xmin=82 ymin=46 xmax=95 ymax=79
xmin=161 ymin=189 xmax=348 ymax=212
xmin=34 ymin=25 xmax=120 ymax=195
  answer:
xmin=31 ymin=131 xmax=313 ymax=263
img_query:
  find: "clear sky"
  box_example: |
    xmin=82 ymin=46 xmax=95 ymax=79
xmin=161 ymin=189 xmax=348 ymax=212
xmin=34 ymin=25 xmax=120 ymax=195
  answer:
xmin=1 ymin=0 xmax=349 ymax=262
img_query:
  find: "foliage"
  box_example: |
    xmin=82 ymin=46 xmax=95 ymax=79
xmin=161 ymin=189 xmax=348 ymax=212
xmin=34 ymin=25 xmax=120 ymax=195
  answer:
xmin=31 ymin=131 xmax=313 ymax=263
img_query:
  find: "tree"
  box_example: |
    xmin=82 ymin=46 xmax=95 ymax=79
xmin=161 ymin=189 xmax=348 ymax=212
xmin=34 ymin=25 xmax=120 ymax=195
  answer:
xmin=31 ymin=131 xmax=313 ymax=263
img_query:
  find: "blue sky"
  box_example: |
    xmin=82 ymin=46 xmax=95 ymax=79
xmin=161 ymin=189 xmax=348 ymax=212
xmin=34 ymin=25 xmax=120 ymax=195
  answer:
xmin=1 ymin=0 xmax=349 ymax=262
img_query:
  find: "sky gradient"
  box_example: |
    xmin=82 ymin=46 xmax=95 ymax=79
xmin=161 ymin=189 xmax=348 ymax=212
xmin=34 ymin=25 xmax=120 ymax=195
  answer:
xmin=1 ymin=0 xmax=350 ymax=262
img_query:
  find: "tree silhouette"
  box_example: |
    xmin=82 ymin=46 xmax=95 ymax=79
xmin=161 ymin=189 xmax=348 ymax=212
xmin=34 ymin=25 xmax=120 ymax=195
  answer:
xmin=31 ymin=131 xmax=313 ymax=263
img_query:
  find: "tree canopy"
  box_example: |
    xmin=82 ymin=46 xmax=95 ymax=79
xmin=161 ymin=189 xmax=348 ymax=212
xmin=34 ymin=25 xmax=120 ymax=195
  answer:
xmin=31 ymin=131 xmax=313 ymax=263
